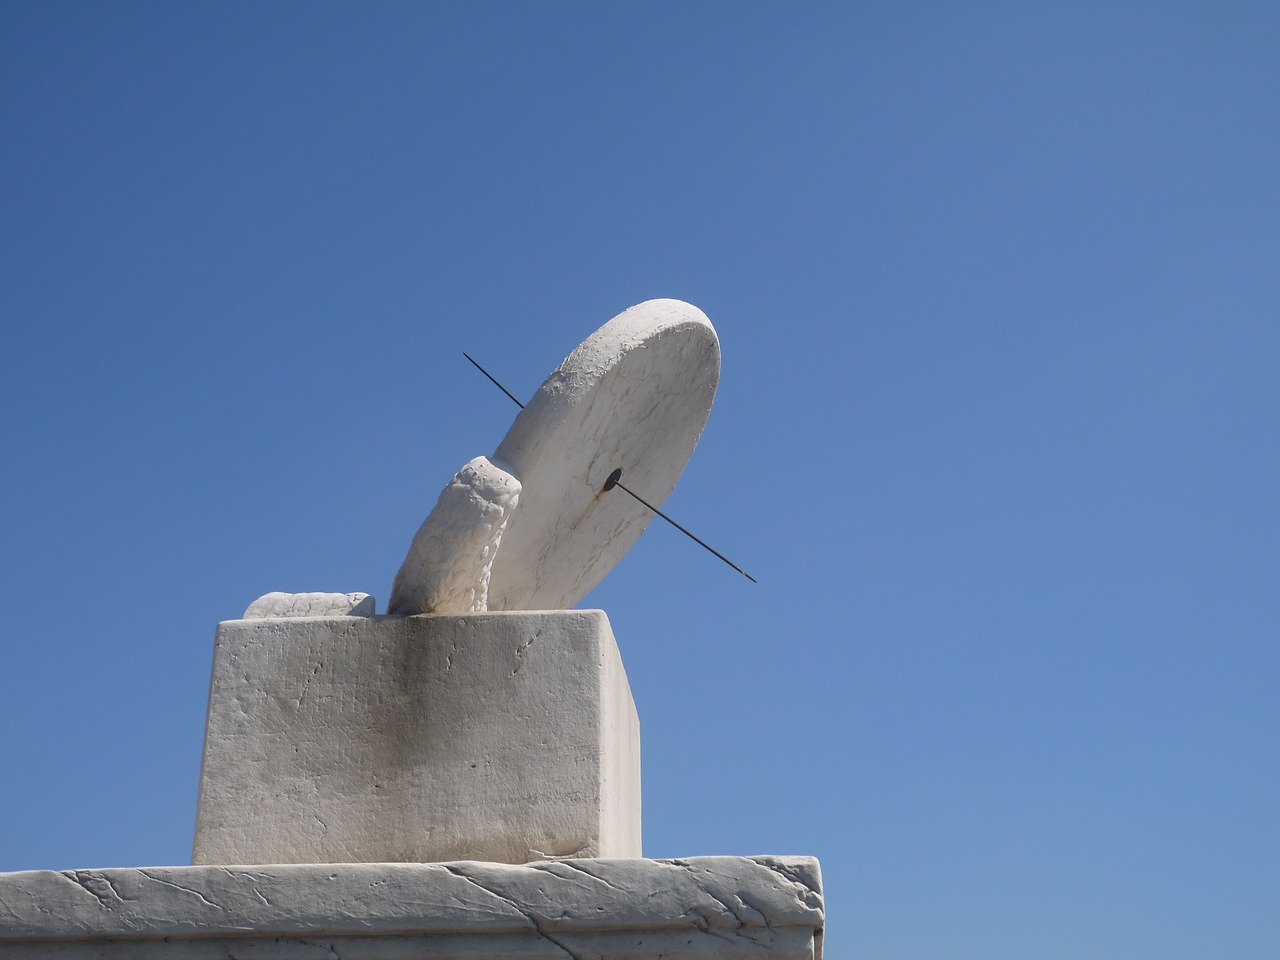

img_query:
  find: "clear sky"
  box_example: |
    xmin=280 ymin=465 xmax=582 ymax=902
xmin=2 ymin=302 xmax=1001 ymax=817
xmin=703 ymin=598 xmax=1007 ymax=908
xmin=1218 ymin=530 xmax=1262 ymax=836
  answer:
xmin=2 ymin=3 xmax=1277 ymax=957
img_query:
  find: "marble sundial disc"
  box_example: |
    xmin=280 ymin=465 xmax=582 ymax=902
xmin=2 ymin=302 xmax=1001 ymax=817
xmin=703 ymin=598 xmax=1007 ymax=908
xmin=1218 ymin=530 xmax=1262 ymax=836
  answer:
xmin=488 ymin=298 xmax=720 ymax=609
xmin=388 ymin=299 xmax=720 ymax=615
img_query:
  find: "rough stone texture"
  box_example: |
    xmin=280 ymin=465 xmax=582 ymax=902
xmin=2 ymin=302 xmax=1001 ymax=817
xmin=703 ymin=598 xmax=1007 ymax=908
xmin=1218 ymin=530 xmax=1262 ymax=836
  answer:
xmin=243 ymin=592 xmax=376 ymax=619
xmin=388 ymin=456 xmax=522 ymax=615
xmin=0 ymin=856 xmax=823 ymax=959
xmin=193 ymin=611 xmax=640 ymax=866
xmin=390 ymin=299 xmax=720 ymax=616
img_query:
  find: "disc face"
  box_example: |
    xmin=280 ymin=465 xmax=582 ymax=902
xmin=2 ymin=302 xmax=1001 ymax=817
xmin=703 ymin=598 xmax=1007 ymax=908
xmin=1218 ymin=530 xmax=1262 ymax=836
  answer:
xmin=486 ymin=299 xmax=720 ymax=610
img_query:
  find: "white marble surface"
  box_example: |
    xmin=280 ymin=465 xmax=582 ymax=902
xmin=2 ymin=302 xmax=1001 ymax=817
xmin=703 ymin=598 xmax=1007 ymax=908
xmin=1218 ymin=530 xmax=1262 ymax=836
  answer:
xmin=0 ymin=856 xmax=823 ymax=960
xmin=243 ymin=592 xmax=375 ymax=619
xmin=388 ymin=456 xmax=521 ymax=615
xmin=193 ymin=612 xmax=640 ymax=866
xmin=390 ymin=299 xmax=720 ymax=615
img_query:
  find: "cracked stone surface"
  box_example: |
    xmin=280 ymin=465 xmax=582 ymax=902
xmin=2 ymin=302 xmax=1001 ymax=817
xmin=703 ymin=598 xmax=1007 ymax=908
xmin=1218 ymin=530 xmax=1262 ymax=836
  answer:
xmin=389 ymin=298 xmax=720 ymax=615
xmin=0 ymin=856 xmax=823 ymax=959
xmin=193 ymin=611 xmax=640 ymax=866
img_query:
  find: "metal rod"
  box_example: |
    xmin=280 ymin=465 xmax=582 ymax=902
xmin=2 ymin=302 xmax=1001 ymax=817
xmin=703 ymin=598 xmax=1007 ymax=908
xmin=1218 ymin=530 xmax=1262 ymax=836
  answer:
xmin=465 ymin=352 xmax=758 ymax=585
xmin=464 ymin=353 xmax=525 ymax=409
xmin=606 ymin=468 xmax=757 ymax=583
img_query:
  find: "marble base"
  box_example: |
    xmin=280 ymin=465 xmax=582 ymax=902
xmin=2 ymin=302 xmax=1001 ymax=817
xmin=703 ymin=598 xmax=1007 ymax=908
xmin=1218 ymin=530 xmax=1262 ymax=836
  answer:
xmin=0 ymin=856 xmax=823 ymax=959
xmin=193 ymin=611 xmax=640 ymax=865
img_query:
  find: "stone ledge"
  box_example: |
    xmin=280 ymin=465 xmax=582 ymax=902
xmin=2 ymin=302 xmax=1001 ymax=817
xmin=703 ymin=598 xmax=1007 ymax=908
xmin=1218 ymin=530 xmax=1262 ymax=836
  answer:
xmin=0 ymin=856 xmax=823 ymax=960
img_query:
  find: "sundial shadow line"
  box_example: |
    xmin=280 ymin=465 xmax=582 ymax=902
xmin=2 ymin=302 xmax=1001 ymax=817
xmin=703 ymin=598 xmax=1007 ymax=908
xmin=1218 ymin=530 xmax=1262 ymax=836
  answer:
xmin=464 ymin=351 xmax=757 ymax=585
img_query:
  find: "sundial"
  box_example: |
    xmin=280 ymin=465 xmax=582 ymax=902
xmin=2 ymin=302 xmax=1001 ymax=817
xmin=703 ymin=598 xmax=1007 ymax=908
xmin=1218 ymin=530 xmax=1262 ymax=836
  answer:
xmin=83 ymin=294 xmax=822 ymax=913
xmin=389 ymin=298 xmax=727 ymax=615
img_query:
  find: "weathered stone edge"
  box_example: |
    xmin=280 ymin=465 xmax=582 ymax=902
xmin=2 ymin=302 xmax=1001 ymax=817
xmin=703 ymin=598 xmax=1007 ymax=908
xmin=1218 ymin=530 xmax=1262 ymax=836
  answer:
xmin=0 ymin=856 xmax=823 ymax=943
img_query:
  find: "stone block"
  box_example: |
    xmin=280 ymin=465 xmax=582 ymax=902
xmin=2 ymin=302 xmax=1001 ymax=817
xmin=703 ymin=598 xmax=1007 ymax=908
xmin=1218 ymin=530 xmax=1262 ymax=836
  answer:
xmin=0 ymin=856 xmax=824 ymax=959
xmin=192 ymin=610 xmax=640 ymax=865
xmin=242 ymin=591 xmax=375 ymax=618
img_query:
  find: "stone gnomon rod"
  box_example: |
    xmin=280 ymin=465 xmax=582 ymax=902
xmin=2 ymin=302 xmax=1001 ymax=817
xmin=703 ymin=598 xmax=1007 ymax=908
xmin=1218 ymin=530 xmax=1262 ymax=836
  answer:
xmin=463 ymin=351 xmax=757 ymax=584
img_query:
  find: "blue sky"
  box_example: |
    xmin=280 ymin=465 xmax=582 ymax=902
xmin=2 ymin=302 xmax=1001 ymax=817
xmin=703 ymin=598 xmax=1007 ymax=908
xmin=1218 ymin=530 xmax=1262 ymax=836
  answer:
xmin=2 ymin=3 xmax=1277 ymax=957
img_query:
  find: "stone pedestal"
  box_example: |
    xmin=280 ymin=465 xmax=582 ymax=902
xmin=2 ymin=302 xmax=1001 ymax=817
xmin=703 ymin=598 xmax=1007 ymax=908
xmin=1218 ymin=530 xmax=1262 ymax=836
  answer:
xmin=2 ymin=612 xmax=827 ymax=958
xmin=0 ymin=857 xmax=823 ymax=958
xmin=193 ymin=610 xmax=641 ymax=865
